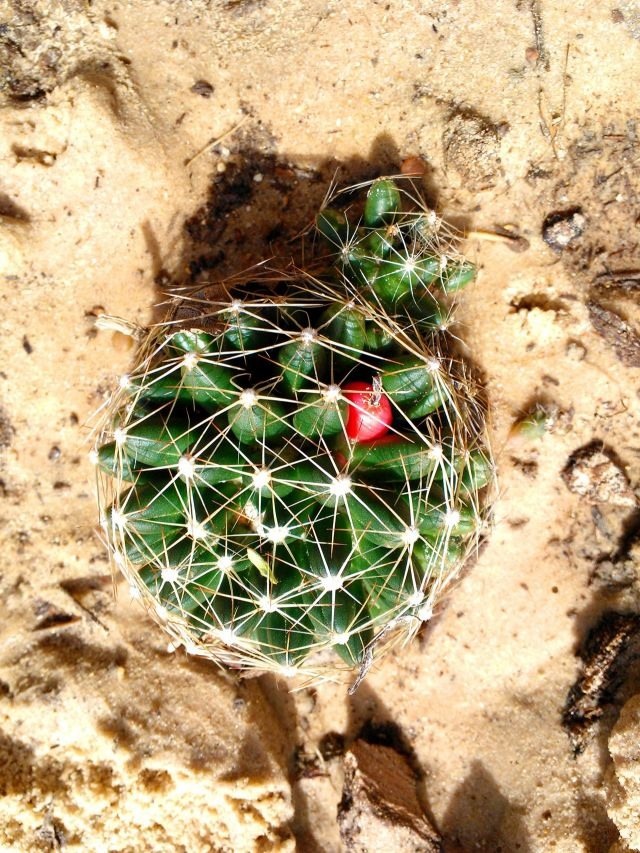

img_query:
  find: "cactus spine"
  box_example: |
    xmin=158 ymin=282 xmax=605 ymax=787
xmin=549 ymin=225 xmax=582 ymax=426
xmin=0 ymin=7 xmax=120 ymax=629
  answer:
xmin=94 ymin=178 xmax=493 ymax=683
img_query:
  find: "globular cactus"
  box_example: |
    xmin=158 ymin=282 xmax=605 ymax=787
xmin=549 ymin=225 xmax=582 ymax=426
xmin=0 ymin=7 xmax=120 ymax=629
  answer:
xmin=93 ymin=178 xmax=493 ymax=684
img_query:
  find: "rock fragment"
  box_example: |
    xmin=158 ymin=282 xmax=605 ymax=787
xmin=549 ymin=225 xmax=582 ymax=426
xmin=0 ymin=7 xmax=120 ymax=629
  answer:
xmin=442 ymin=111 xmax=502 ymax=190
xmin=592 ymin=554 xmax=638 ymax=591
xmin=190 ymin=80 xmax=215 ymax=97
xmin=542 ymin=208 xmax=586 ymax=251
xmin=338 ymin=739 xmax=442 ymax=852
xmin=607 ymin=693 xmax=640 ymax=851
xmin=562 ymin=443 xmax=638 ymax=508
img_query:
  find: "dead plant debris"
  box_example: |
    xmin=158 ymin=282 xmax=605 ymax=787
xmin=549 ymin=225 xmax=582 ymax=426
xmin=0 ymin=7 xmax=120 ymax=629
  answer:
xmin=338 ymin=739 xmax=442 ymax=853
xmin=562 ymin=611 xmax=640 ymax=755
xmin=587 ymin=300 xmax=640 ymax=367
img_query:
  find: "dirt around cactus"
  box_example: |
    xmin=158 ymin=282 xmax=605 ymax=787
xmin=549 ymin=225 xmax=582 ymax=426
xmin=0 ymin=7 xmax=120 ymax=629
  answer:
xmin=2 ymin=1 xmax=640 ymax=851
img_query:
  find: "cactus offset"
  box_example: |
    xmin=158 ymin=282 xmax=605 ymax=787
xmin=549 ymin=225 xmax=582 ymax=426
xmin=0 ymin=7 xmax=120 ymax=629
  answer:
xmin=94 ymin=178 xmax=493 ymax=683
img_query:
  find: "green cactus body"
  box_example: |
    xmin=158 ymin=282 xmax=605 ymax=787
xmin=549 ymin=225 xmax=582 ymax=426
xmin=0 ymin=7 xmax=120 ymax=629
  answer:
xmin=95 ymin=177 xmax=493 ymax=682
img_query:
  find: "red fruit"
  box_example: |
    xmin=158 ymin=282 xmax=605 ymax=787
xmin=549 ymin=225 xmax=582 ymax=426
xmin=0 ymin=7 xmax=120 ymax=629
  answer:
xmin=343 ymin=380 xmax=393 ymax=442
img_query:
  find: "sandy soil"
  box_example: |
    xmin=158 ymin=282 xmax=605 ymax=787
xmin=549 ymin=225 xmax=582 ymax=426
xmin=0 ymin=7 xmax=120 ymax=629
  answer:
xmin=1 ymin=1 xmax=640 ymax=850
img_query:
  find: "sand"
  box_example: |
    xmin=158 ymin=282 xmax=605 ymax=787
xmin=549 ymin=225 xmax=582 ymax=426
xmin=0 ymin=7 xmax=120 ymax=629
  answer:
xmin=1 ymin=0 xmax=640 ymax=850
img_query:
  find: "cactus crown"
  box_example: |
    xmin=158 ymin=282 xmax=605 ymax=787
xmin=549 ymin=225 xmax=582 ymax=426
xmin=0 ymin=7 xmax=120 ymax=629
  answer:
xmin=94 ymin=178 xmax=493 ymax=684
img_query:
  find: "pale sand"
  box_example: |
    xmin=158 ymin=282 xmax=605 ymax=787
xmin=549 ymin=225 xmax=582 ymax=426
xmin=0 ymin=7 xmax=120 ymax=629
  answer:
xmin=1 ymin=1 xmax=640 ymax=850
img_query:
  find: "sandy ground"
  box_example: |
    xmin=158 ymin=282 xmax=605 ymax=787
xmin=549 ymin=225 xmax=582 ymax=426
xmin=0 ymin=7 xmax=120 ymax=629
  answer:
xmin=1 ymin=1 xmax=640 ymax=850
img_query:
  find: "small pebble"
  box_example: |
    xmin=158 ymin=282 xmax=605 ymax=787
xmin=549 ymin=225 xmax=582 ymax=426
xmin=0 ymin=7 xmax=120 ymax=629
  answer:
xmin=190 ymin=80 xmax=214 ymax=98
xmin=562 ymin=444 xmax=637 ymax=507
xmin=542 ymin=208 xmax=586 ymax=251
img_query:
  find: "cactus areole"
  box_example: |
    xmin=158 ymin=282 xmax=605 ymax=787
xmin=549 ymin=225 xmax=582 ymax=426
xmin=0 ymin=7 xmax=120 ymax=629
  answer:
xmin=94 ymin=177 xmax=493 ymax=685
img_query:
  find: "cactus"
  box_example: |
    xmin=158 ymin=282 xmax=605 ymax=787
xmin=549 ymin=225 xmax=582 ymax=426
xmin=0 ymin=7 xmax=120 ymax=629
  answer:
xmin=93 ymin=178 xmax=493 ymax=683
